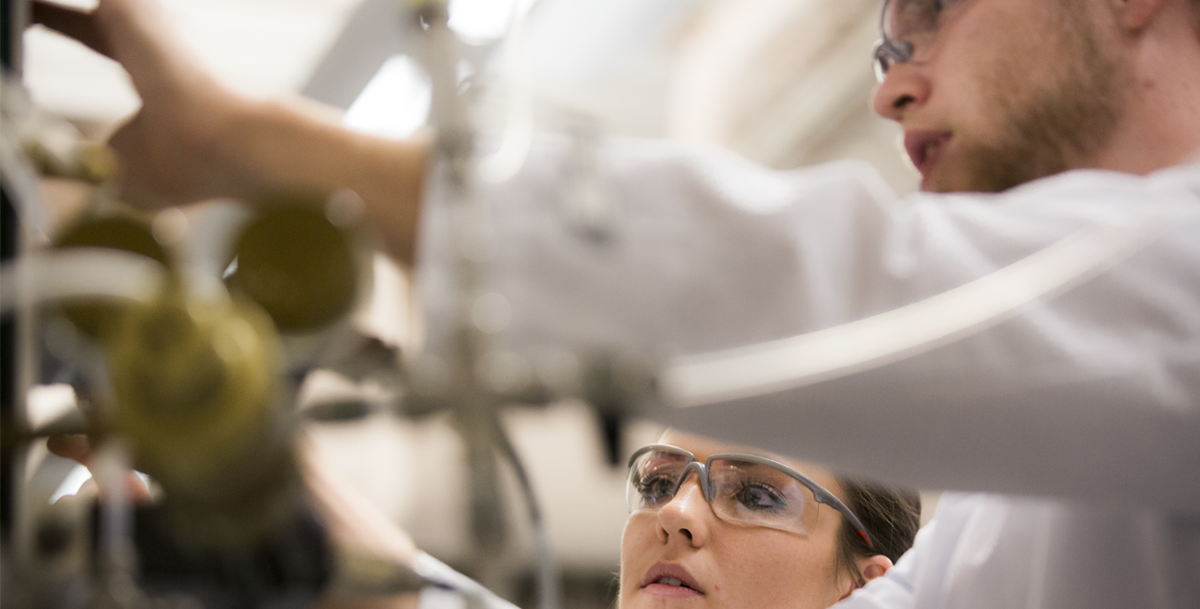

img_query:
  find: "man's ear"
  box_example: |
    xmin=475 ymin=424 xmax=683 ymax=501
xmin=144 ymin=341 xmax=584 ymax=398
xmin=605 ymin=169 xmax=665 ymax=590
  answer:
xmin=1111 ymin=0 xmax=1170 ymax=31
xmin=838 ymin=554 xmax=895 ymax=601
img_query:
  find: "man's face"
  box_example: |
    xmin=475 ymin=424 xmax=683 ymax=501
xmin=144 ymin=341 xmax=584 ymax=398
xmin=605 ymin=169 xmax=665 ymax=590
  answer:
xmin=872 ymin=0 xmax=1132 ymax=193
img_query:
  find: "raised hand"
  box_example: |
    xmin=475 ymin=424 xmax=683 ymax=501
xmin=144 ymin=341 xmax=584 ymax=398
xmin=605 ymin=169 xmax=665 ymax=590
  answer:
xmin=45 ymin=434 xmax=154 ymax=503
xmin=32 ymin=0 xmax=430 ymax=263
xmin=34 ymin=0 xmax=254 ymax=207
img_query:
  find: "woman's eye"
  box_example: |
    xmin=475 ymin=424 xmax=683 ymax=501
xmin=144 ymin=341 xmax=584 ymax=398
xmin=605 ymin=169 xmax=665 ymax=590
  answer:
xmin=637 ymin=475 xmax=677 ymax=504
xmin=733 ymin=483 xmax=786 ymax=512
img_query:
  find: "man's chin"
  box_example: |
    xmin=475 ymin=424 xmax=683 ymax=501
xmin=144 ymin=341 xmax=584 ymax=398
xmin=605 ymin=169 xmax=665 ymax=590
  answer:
xmin=917 ymin=164 xmax=999 ymax=194
xmin=920 ymin=143 xmax=1059 ymax=194
xmin=918 ymin=172 xmax=958 ymax=194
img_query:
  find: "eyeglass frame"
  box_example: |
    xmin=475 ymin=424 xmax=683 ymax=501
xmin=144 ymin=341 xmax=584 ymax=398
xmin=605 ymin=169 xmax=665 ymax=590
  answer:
xmin=627 ymin=443 xmax=874 ymax=549
xmin=872 ymin=0 xmax=916 ymax=82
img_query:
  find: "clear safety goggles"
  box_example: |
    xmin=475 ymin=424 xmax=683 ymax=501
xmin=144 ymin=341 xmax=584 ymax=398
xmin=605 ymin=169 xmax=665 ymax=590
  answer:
xmin=626 ymin=444 xmax=873 ymax=548
xmin=872 ymin=0 xmax=970 ymax=82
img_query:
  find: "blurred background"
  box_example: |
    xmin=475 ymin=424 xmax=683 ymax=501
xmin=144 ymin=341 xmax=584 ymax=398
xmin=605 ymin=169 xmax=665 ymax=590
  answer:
xmin=21 ymin=0 xmax=922 ymax=606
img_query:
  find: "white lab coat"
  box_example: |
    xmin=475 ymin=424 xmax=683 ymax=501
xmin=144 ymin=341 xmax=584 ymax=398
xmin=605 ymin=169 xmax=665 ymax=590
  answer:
xmin=844 ymin=492 xmax=1199 ymax=609
xmin=416 ymin=135 xmax=1200 ymax=609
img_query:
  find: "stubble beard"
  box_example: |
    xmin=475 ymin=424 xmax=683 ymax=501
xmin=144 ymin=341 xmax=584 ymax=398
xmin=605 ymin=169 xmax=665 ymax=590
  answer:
xmin=939 ymin=7 xmax=1131 ymax=193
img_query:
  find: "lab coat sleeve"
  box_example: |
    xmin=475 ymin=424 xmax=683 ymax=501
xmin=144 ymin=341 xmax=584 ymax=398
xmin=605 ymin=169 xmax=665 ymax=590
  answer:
xmin=415 ymin=134 xmax=1200 ymax=512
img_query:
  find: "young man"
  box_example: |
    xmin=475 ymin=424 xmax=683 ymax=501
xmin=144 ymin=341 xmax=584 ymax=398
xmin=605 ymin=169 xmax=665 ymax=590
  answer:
xmin=31 ymin=1 xmax=1200 ymax=608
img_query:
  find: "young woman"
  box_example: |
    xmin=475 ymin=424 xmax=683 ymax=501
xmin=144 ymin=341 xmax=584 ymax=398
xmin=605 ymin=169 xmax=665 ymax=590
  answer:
xmin=620 ymin=430 xmax=920 ymax=609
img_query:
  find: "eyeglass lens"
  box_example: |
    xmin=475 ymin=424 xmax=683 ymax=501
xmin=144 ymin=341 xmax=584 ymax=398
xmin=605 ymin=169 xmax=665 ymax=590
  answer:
xmin=874 ymin=0 xmax=961 ymax=79
xmin=884 ymin=0 xmax=946 ymax=42
xmin=708 ymin=459 xmax=819 ymax=534
xmin=627 ymin=449 xmax=819 ymax=536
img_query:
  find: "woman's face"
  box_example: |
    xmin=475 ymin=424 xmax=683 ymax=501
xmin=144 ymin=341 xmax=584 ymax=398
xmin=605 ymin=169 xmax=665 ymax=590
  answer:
xmin=619 ymin=430 xmax=854 ymax=609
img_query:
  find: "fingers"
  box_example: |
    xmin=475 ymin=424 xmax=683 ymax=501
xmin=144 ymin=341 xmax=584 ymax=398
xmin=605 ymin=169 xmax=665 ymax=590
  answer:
xmin=90 ymin=0 xmax=213 ymax=101
xmin=35 ymin=0 xmax=214 ymax=104
xmin=66 ymin=0 xmax=245 ymax=208
xmin=32 ymin=1 xmax=112 ymax=57
xmin=47 ymin=433 xmax=92 ymax=466
xmin=47 ymin=434 xmax=154 ymax=504
xmin=62 ymin=471 xmax=153 ymax=504
xmin=122 ymin=470 xmax=154 ymax=503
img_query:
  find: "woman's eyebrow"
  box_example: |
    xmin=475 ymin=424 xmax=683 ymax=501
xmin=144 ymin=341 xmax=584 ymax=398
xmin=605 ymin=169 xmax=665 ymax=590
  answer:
xmin=715 ymin=449 xmax=787 ymax=463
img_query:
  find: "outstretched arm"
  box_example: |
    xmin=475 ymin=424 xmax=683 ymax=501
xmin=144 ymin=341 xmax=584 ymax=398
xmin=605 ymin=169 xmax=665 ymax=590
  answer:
xmin=33 ymin=0 xmax=431 ymax=264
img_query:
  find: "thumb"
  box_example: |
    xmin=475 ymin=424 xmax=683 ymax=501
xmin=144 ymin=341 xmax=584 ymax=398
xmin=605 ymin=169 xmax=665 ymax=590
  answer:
xmin=46 ymin=433 xmax=92 ymax=466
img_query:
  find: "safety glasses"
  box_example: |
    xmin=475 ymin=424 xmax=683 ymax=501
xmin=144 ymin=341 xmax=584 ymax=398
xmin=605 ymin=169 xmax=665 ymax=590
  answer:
xmin=626 ymin=444 xmax=873 ymax=548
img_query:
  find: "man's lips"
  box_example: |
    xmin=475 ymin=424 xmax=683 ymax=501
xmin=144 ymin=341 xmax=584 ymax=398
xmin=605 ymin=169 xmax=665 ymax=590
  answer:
xmin=904 ymin=130 xmax=952 ymax=177
xmin=642 ymin=563 xmax=704 ymax=597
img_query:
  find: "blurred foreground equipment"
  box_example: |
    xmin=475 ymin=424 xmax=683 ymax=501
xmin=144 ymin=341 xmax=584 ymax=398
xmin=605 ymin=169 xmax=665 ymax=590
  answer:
xmin=0 ymin=60 xmax=418 ymax=603
xmin=1 ymin=0 xmax=648 ymax=607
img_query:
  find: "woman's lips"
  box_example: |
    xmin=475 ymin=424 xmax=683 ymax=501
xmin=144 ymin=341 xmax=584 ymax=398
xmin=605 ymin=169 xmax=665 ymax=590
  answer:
xmin=904 ymin=130 xmax=952 ymax=177
xmin=641 ymin=563 xmax=704 ymax=598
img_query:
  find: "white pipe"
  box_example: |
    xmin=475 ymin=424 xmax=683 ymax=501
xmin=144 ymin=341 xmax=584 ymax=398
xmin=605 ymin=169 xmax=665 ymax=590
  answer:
xmin=0 ymin=248 xmax=167 ymax=315
xmin=662 ymin=219 xmax=1163 ymax=408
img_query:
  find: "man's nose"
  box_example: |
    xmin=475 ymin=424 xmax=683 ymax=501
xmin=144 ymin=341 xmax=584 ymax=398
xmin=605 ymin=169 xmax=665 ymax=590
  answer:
xmin=871 ymin=61 xmax=930 ymax=122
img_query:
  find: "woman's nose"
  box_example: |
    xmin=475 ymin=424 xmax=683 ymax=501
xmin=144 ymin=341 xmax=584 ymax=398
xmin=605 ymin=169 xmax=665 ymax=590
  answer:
xmin=656 ymin=477 xmax=711 ymax=547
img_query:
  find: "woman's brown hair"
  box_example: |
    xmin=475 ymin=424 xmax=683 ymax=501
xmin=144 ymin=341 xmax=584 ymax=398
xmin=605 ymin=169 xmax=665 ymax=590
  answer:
xmin=833 ymin=476 xmax=922 ymax=588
